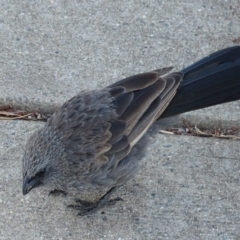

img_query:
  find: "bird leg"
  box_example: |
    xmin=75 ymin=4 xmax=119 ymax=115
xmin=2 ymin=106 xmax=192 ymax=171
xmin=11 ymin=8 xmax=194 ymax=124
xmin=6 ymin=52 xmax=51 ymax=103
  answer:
xmin=68 ymin=186 xmax=123 ymax=216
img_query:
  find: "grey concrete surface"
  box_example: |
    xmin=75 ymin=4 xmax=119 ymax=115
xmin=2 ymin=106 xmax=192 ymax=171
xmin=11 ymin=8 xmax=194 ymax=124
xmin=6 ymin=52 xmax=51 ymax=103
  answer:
xmin=1 ymin=121 xmax=240 ymax=239
xmin=0 ymin=0 xmax=240 ymax=239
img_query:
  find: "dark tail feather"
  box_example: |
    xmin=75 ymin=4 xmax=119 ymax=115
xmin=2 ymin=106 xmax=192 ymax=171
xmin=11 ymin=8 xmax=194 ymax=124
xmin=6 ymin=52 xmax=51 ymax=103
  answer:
xmin=161 ymin=46 xmax=240 ymax=118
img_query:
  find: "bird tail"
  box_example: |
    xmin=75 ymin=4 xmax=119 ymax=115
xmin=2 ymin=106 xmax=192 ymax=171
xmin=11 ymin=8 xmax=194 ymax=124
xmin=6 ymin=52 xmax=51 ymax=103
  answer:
xmin=161 ymin=46 xmax=240 ymax=118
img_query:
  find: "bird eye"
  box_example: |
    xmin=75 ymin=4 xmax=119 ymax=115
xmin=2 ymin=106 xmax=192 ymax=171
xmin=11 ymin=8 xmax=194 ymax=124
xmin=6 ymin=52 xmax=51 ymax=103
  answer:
xmin=36 ymin=168 xmax=46 ymax=178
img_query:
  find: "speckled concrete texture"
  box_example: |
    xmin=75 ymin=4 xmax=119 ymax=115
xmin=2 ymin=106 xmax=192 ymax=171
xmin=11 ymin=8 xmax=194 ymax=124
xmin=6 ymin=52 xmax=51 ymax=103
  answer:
xmin=1 ymin=121 xmax=240 ymax=239
xmin=0 ymin=0 xmax=240 ymax=239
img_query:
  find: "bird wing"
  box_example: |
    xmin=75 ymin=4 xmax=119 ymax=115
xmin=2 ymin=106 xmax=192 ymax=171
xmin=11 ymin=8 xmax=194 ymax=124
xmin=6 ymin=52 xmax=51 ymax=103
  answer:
xmin=104 ymin=68 xmax=183 ymax=164
xmin=48 ymin=68 xmax=183 ymax=185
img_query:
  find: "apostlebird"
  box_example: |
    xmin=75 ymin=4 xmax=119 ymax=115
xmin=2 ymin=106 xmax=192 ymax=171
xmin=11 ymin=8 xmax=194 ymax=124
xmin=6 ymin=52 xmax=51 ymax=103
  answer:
xmin=22 ymin=46 xmax=240 ymax=215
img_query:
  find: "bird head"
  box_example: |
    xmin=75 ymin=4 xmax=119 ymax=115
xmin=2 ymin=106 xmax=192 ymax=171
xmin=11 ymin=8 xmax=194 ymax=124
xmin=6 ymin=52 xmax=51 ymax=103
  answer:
xmin=22 ymin=127 xmax=65 ymax=195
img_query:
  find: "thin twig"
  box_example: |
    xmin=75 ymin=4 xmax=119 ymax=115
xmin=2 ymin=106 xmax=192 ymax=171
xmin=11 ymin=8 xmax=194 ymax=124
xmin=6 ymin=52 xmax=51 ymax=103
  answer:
xmin=0 ymin=113 xmax=33 ymax=120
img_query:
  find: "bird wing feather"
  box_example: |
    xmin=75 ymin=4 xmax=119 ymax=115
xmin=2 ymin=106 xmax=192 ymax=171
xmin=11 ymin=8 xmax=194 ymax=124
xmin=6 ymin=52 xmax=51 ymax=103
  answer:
xmin=48 ymin=68 xmax=183 ymax=184
xmin=105 ymin=69 xmax=183 ymax=164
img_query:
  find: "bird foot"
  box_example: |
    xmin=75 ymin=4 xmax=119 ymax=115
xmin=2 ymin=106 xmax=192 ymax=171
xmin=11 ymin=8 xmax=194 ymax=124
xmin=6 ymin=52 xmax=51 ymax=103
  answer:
xmin=68 ymin=197 xmax=123 ymax=216
xmin=67 ymin=187 xmax=123 ymax=216
xmin=48 ymin=189 xmax=67 ymax=197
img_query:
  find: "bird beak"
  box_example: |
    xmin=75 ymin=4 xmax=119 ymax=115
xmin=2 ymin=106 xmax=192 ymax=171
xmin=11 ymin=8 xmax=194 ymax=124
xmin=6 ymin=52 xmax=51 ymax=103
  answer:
xmin=22 ymin=176 xmax=41 ymax=195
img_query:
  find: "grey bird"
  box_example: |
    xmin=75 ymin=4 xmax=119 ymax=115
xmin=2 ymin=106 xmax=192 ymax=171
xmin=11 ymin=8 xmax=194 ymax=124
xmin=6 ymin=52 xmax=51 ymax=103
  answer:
xmin=22 ymin=46 xmax=240 ymax=215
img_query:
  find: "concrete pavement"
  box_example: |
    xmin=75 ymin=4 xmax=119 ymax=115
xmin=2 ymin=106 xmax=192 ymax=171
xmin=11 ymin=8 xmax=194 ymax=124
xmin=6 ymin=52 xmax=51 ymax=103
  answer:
xmin=0 ymin=1 xmax=240 ymax=239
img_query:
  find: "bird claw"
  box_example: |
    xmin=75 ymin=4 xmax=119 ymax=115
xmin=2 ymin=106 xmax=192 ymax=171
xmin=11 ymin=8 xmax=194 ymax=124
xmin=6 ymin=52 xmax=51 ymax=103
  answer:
xmin=68 ymin=197 xmax=123 ymax=216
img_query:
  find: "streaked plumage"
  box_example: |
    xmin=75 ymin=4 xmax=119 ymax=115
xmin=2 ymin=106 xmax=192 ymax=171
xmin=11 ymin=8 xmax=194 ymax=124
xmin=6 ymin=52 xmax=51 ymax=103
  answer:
xmin=22 ymin=46 xmax=240 ymax=215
